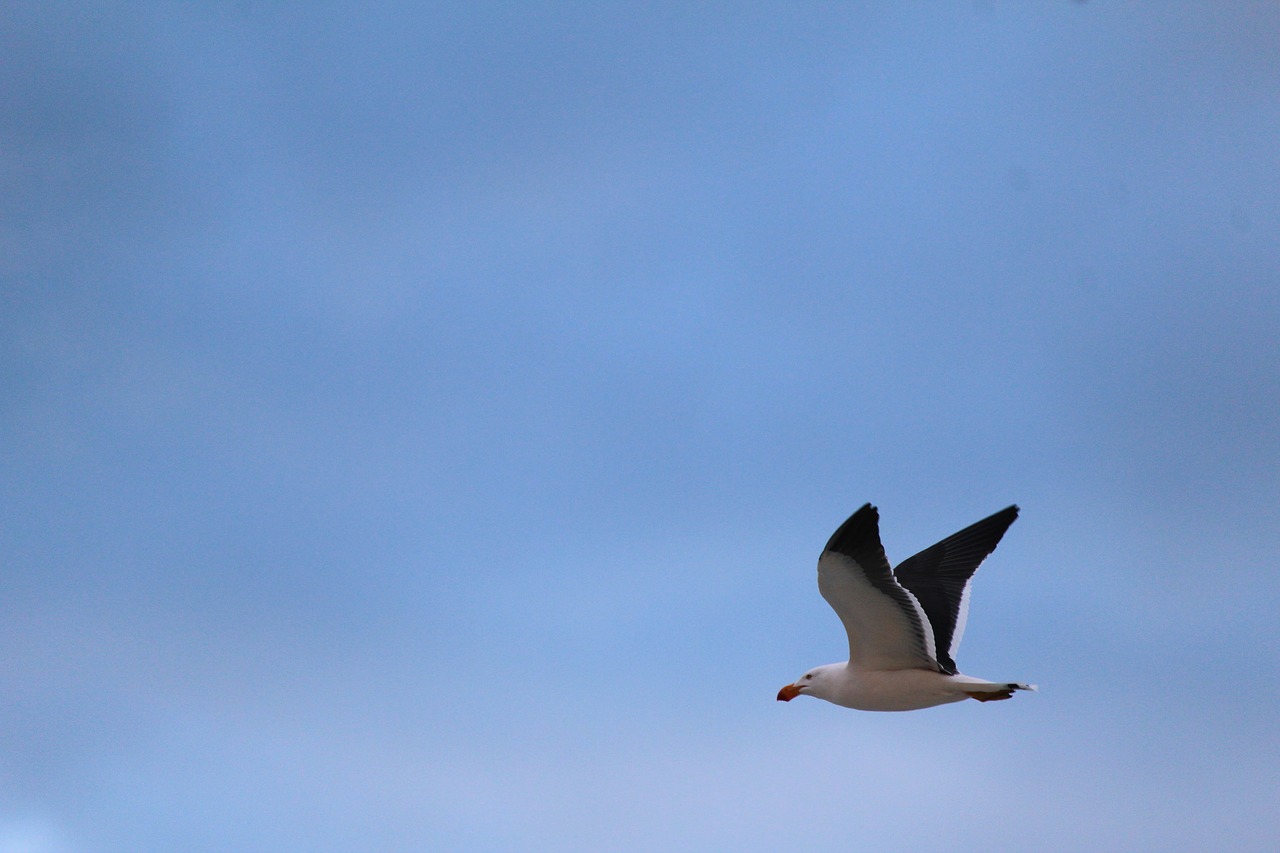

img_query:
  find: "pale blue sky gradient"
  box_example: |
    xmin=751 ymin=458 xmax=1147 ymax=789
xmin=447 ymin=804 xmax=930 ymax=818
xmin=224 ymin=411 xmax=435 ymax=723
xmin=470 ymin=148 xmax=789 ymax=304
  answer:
xmin=4 ymin=3 xmax=1279 ymax=851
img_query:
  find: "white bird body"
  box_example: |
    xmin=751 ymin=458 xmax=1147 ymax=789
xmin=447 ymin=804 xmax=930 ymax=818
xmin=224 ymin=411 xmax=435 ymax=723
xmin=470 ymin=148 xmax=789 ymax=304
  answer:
xmin=793 ymin=663 xmax=1027 ymax=712
xmin=778 ymin=504 xmax=1036 ymax=712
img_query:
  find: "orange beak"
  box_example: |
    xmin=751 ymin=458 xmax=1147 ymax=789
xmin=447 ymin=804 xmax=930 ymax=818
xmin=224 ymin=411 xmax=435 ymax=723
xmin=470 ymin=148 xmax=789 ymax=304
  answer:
xmin=777 ymin=683 xmax=802 ymax=702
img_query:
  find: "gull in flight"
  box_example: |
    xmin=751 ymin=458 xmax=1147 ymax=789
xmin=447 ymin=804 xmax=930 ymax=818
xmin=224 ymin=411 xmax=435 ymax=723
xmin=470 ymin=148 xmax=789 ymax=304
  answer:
xmin=777 ymin=504 xmax=1036 ymax=711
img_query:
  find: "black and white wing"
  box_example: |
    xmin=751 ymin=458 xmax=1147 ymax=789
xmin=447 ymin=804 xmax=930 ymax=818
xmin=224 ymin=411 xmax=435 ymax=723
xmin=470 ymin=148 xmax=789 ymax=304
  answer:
xmin=817 ymin=504 xmax=940 ymax=672
xmin=892 ymin=505 xmax=1019 ymax=675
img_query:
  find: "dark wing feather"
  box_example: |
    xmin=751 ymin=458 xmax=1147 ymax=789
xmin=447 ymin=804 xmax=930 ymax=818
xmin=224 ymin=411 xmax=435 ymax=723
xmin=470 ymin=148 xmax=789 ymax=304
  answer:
xmin=892 ymin=505 xmax=1019 ymax=674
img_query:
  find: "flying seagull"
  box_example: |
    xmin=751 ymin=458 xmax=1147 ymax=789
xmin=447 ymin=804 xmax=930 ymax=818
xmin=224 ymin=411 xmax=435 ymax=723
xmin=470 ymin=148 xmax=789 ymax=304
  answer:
xmin=777 ymin=504 xmax=1035 ymax=711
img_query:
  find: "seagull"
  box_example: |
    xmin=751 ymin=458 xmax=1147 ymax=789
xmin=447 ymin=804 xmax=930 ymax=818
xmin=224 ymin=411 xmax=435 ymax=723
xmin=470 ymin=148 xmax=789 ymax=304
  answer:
xmin=777 ymin=504 xmax=1036 ymax=711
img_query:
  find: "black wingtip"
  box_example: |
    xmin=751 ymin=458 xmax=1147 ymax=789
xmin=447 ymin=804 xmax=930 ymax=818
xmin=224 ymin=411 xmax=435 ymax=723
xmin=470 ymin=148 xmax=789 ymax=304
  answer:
xmin=990 ymin=504 xmax=1020 ymax=529
xmin=822 ymin=503 xmax=878 ymax=558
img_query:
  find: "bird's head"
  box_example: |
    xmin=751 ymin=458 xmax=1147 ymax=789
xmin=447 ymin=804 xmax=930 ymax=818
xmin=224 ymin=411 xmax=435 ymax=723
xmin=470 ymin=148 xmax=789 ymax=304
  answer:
xmin=776 ymin=664 xmax=840 ymax=702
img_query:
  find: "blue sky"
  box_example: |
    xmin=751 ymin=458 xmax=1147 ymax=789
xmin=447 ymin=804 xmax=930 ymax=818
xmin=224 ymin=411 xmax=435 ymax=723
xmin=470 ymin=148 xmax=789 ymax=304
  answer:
xmin=3 ymin=2 xmax=1279 ymax=850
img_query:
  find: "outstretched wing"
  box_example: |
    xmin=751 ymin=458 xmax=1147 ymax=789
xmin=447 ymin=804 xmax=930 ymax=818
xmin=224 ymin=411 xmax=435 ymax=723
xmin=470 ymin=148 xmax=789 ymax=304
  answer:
xmin=892 ymin=505 xmax=1019 ymax=675
xmin=817 ymin=504 xmax=940 ymax=672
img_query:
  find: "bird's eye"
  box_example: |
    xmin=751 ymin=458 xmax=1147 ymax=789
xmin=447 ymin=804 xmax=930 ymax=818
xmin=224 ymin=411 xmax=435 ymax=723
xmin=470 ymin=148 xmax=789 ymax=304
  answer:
xmin=803 ymin=674 xmax=813 ymax=680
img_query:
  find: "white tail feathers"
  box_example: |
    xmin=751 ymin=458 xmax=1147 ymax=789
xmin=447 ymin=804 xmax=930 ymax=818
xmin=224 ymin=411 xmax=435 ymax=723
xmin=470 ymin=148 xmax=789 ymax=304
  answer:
xmin=964 ymin=681 xmax=1037 ymax=702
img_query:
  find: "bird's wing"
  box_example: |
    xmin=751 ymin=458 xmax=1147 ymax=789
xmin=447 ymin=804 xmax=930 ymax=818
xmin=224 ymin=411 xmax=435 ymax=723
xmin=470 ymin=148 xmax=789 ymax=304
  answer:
xmin=892 ymin=505 xmax=1019 ymax=674
xmin=817 ymin=504 xmax=940 ymax=672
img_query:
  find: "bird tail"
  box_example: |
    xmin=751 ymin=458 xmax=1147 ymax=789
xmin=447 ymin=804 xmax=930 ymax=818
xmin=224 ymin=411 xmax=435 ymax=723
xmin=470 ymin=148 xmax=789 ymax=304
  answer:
xmin=964 ymin=682 xmax=1037 ymax=702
